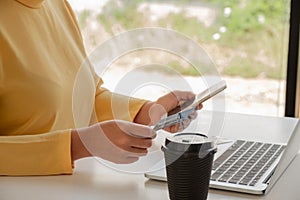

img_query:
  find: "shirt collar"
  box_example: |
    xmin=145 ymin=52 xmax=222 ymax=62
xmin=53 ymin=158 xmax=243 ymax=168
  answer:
xmin=15 ymin=0 xmax=45 ymax=8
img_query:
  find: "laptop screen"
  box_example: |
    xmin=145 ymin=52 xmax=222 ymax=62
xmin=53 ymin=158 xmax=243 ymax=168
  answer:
xmin=266 ymin=120 xmax=300 ymax=193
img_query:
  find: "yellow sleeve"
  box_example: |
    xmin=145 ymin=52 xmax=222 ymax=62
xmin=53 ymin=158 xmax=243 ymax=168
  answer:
xmin=95 ymin=79 xmax=147 ymax=122
xmin=0 ymin=130 xmax=73 ymax=176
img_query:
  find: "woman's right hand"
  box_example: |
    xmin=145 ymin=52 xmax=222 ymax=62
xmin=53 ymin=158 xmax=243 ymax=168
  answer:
xmin=71 ymin=120 xmax=156 ymax=164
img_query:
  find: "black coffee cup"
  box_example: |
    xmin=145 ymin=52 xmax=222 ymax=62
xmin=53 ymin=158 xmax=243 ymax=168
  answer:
xmin=162 ymin=133 xmax=217 ymax=200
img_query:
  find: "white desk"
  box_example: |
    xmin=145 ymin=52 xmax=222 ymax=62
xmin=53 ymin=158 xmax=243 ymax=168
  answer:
xmin=1 ymin=111 xmax=299 ymax=200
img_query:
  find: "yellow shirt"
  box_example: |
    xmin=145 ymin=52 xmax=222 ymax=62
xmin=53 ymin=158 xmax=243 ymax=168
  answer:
xmin=0 ymin=0 xmax=146 ymax=175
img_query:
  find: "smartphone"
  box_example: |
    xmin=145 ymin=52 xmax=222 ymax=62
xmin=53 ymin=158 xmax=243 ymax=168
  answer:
xmin=153 ymin=80 xmax=227 ymax=131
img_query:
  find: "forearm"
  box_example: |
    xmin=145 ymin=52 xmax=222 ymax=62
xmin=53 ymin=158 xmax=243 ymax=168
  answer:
xmin=0 ymin=131 xmax=73 ymax=176
xmin=95 ymin=86 xmax=147 ymax=122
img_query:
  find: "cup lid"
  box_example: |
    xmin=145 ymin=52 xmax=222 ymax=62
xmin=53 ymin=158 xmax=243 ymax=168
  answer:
xmin=162 ymin=133 xmax=216 ymax=155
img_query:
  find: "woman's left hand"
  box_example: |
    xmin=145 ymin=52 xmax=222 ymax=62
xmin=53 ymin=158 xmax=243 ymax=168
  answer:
xmin=134 ymin=91 xmax=203 ymax=133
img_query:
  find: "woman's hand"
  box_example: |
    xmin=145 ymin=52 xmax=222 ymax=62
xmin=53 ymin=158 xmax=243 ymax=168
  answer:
xmin=134 ymin=91 xmax=203 ymax=133
xmin=71 ymin=120 xmax=156 ymax=163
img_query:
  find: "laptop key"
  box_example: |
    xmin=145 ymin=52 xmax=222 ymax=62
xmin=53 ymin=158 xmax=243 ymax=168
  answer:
xmin=211 ymin=172 xmax=222 ymax=181
xmin=212 ymin=140 xmax=245 ymax=170
xmin=228 ymin=179 xmax=238 ymax=184
xmin=239 ymin=180 xmax=251 ymax=185
xmin=218 ymin=177 xmax=230 ymax=182
xmin=229 ymin=177 xmax=242 ymax=183
xmin=249 ymin=182 xmax=256 ymax=186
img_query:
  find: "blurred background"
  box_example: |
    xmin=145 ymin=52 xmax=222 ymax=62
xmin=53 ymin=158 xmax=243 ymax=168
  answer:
xmin=68 ymin=0 xmax=291 ymax=117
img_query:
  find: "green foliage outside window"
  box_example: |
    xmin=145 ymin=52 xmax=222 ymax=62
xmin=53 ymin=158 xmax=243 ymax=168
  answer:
xmin=79 ymin=0 xmax=290 ymax=79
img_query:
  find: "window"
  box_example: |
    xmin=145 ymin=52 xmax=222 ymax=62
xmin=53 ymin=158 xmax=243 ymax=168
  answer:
xmin=69 ymin=0 xmax=292 ymax=117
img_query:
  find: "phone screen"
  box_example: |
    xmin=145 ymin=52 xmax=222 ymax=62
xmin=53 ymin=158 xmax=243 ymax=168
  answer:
xmin=168 ymin=80 xmax=227 ymax=115
xmin=185 ymin=80 xmax=226 ymax=109
xmin=153 ymin=80 xmax=227 ymax=131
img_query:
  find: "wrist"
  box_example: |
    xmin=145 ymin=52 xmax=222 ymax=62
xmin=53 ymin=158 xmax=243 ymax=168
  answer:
xmin=71 ymin=129 xmax=91 ymax=162
xmin=134 ymin=101 xmax=153 ymax=125
xmin=134 ymin=101 xmax=166 ymax=125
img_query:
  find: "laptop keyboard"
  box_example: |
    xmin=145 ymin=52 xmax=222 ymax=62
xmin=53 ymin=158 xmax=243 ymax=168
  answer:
xmin=211 ymin=140 xmax=285 ymax=186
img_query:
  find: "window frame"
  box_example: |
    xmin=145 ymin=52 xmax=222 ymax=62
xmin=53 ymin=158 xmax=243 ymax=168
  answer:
xmin=285 ymin=0 xmax=300 ymax=117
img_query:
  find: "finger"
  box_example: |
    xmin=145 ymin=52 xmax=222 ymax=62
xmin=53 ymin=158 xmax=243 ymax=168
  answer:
xmin=116 ymin=146 xmax=148 ymax=159
xmin=181 ymin=119 xmax=191 ymax=129
xmin=188 ymin=110 xmax=198 ymax=120
xmin=130 ymin=138 xmax=153 ymax=149
xmin=172 ymin=121 xmax=186 ymax=133
xmin=120 ymin=157 xmax=139 ymax=164
xmin=172 ymin=91 xmax=195 ymax=102
xmin=125 ymin=147 xmax=148 ymax=156
xmin=165 ymin=123 xmax=181 ymax=133
xmin=164 ymin=116 xmax=193 ymax=133
xmin=157 ymin=91 xmax=195 ymax=109
xmin=197 ymin=103 xmax=203 ymax=110
xmin=129 ymin=126 xmax=156 ymax=139
xmin=119 ymin=121 xmax=157 ymax=139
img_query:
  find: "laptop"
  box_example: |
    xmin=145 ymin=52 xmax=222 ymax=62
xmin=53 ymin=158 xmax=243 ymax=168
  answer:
xmin=145 ymin=119 xmax=300 ymax=195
